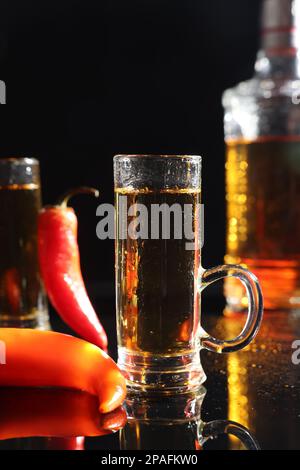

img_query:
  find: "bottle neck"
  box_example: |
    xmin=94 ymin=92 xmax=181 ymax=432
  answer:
xmin=255 ymin=49 xmax=300 ymax=79
xmin=256 ymin=0 xmax=300 ymax=79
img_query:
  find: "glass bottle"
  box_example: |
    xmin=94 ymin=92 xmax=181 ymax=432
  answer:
xmin=223 ymin=0 xmax=300 ymax=312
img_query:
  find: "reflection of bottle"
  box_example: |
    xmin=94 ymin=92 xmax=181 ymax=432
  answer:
xmin=223 ymin=0 xmax=300 ymax=312
xmin=224 ymin=318 xmax=253 ymax=450
xmin=120 ymin=390 xmax=259 ymax=451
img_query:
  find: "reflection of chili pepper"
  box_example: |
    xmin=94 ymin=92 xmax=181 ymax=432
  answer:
xmin=38 ymin=187 xmax=108 ymax=351
xmin=0 ymin=329 xmax=126 ymax=413
xmin=0 ymin=387 xmax=126 ymax=440
xmin=46 ymin=437 xmax=85 ymax=451
xmin=178 ymin=319 xmax=192 ymax=343
xmin=194 ymin=439 xmax=203 ymax=451
xmin=3 ymin=268 xmax=21 ymax=314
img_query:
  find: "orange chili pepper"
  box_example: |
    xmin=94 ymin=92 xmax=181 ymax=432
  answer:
xmin=38 ymin=187 xmax=108 ymax=351
xmin=0 ymin=387 xmax=127 ymax=440
xmin=0 ymin=329 xmax=126 ymax=413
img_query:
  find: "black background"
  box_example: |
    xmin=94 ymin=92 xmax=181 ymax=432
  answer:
xmin=0 ymin=0 xmax=262 ymax=286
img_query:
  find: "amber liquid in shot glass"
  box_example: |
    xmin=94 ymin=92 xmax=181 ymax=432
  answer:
xmin=0 ymin=159 xmax=49 ymax=328
xmin=115 ymin=187 xmax=201 ymax=356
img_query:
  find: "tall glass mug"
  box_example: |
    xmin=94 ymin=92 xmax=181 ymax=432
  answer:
xmin=0 ymin=158 xmax=49 ymax=329
xmin=114 ymin=155 xmax=263 ymax=392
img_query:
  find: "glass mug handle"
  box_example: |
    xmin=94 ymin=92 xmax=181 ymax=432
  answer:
xmin=199 ymin=419 xmax=260 ymax=450
xmin=199 ymin=265 xmax=263 ymax=353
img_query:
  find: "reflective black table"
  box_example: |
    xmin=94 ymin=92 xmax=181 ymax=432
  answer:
xmin=1 ymin=304 xmax=300 ymax=450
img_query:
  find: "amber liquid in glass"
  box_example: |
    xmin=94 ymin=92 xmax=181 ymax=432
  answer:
xmin=0 ymin=183 xmax=48 ymax=327
xmin=225 ymin=138 xmax=300 ymax=311
xmin=115 ymin=188 xmax=201 ymax=356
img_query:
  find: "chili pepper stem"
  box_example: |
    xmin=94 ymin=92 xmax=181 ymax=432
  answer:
xmin=57 ymin=187 xmax=100 ymax=208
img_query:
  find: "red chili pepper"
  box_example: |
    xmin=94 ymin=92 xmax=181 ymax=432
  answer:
xmin=0 ymin=328 xmax=126 ymax=413
xmin=38 ymin=187 xmax=108 ymax=351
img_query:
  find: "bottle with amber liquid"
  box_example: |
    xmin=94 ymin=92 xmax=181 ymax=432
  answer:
xmin=223 ymin=0 xmax=300 ymax=311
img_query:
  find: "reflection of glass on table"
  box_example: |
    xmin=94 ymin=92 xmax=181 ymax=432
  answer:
xmin=120 ymin=389 xmax=259 ymax=450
